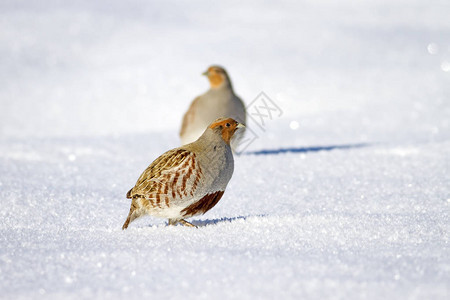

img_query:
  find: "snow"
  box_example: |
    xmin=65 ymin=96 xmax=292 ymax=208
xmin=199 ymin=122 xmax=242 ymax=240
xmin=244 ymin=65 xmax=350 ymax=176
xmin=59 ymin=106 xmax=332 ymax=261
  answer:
xmin=1 ymin=0 xmax=449 ymax=299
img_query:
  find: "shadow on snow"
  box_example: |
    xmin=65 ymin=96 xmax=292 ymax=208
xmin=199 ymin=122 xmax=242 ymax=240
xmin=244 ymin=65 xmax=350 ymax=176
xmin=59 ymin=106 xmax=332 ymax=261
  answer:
xmin=242 ymin=143 xmax=369 ymax=156
xmin=189 ymin=215 xmax=266 ymax=227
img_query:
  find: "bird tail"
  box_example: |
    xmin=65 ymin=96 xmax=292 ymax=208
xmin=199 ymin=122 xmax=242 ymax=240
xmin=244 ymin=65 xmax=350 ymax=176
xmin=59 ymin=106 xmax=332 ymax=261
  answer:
xmin=122 ymin=198 xmax=141 ymax=230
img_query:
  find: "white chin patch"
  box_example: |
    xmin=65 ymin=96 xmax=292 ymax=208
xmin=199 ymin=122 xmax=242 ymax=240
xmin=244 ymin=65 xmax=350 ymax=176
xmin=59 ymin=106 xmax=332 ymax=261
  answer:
xmin=230 ymin=128 xmax=246 ymax=153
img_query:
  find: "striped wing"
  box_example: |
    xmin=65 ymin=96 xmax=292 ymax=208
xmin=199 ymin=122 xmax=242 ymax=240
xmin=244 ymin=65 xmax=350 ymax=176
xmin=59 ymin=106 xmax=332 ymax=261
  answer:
xmin=126 ymin=148 xmax=203 ymax=207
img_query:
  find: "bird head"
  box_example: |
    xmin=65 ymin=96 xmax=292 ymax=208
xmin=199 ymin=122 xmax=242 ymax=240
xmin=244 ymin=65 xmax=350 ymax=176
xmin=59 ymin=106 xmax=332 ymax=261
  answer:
xmin=208 ymin=118 xmax=245 ymax=145
xmin=202 ymin=65 xmax=232 ymax=89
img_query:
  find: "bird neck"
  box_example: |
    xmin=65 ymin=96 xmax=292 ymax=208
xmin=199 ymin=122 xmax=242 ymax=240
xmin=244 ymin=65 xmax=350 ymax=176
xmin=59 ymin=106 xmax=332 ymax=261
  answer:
xmin=196 ymin=129 xmax=230 ymax=148
xmin=210 ymin=79 xmax=233 ymax=91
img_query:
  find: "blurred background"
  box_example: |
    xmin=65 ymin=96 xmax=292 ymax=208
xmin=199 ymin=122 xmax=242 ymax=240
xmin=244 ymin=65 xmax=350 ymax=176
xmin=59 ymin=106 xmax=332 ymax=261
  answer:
xmin=1 ymin=2 xmax=450 ymax=299
xmin=1 ymin=0 xmax=449 ymax=148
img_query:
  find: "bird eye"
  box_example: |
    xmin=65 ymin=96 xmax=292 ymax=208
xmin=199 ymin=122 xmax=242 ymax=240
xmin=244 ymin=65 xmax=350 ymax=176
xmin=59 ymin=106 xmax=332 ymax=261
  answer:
xmin=225 ymin=123 xmax=231 ymax=127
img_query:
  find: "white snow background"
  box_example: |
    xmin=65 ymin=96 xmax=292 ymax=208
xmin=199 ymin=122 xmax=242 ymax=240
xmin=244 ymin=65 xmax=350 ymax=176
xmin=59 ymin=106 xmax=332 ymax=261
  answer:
xmin=1 ymin=0 xmax=449 ymax=299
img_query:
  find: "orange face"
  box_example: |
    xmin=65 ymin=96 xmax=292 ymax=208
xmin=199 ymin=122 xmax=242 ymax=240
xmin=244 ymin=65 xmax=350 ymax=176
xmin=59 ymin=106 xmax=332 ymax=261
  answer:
xmin=208 ymin=118 xmax=243 ymax=144
xmin=204 ymin=66 xmax=227 ymax=88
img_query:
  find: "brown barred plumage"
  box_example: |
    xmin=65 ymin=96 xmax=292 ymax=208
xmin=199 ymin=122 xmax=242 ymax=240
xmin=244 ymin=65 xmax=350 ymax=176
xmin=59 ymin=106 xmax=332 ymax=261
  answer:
xmin=122 ymin=118 xmax=244 ymax=229
xmin=181 ymin=191 xmax=224 ymax=217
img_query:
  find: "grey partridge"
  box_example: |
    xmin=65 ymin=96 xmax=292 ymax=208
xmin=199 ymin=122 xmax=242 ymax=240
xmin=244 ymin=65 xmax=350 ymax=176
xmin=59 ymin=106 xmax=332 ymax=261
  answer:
xmin=180 ymin=66 xmax=246 ymax=148
xmin=122 ymin=118 xmax=244 ymax=229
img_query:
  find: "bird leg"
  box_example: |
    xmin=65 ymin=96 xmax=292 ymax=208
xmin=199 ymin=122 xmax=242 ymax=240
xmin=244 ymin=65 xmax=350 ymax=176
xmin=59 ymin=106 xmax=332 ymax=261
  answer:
xmin=168 ymin=219 xmax=197 ymax=228
xmin=168 ymin=219 xmax=178 ymax=226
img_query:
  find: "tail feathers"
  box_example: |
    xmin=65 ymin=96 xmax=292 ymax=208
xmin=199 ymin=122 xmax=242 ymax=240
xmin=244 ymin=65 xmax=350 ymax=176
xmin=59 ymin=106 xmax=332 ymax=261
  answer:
xmin=122 ymin=216 xmax=131 ymax=230
xmin=122 ymin=198 xmax=141 ymax=230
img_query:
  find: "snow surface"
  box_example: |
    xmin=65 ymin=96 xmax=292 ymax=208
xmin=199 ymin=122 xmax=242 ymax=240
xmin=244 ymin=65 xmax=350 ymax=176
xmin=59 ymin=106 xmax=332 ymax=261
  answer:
xmin=1 ymin=0 xmax=449 ymax=299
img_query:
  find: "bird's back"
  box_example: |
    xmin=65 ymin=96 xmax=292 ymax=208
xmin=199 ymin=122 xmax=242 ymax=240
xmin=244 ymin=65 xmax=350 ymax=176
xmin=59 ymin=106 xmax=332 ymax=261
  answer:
xmin=180 ymin=89 xmax=246 ymax=145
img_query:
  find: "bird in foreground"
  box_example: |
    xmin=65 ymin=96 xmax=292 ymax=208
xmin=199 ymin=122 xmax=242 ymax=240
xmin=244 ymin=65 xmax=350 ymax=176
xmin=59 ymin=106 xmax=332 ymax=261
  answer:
xmin=122 ymin=118 xmax=244 ymax=229
xmin=180 ymin=65 xmax=246 ymax=147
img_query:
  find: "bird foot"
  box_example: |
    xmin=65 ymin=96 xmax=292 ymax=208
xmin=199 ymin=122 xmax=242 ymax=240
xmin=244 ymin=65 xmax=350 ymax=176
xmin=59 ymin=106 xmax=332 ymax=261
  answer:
xmin=178 ymin=219 xmax=198 ymax=228
xmin=168 ymin=218 xmax=198 ymax=228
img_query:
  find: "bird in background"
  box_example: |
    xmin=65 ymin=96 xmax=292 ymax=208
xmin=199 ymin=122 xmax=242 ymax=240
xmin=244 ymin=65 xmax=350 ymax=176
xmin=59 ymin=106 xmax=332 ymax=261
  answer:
xmin=122 ymin=118 xmax=245 ymax=229
xmin=179 ymin=65 xmax=246 ymax=150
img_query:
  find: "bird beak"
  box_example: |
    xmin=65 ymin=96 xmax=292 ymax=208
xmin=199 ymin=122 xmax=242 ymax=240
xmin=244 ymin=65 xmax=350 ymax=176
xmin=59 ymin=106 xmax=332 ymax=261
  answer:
xmin=202 ymin=70 xmax=209 ymax=76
